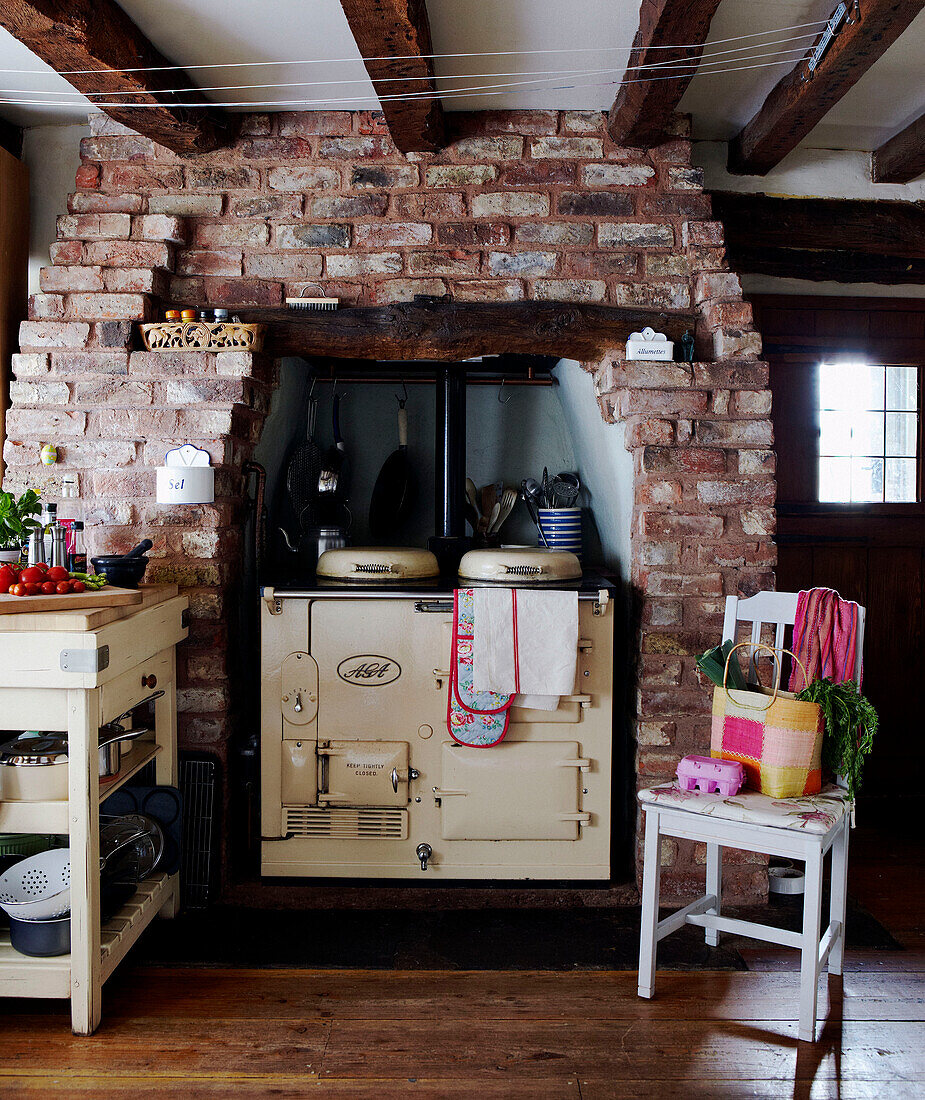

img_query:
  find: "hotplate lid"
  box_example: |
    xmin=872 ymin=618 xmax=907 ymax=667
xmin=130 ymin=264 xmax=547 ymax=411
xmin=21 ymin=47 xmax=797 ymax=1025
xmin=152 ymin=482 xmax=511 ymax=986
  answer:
xmin=458 ymin=548 xmax=582 ymax=583
xmin=316 ymin=546 xmax=441 ymax=582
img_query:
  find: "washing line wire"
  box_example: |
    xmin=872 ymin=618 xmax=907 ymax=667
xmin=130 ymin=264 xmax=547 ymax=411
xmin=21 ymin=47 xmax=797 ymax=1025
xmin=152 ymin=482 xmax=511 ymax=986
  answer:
xmin=0 ymin=55 xmax=821 ymax=110
xmin=0 ymin=20 xmax=831 ymax=77
xmin=8 ymin=32 xmax=820 ymax=99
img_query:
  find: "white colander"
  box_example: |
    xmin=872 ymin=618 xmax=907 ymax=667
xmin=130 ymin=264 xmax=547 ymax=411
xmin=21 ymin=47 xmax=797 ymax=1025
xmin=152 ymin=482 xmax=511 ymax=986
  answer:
xmin=0 ymin=848 xmax=71 ymax=919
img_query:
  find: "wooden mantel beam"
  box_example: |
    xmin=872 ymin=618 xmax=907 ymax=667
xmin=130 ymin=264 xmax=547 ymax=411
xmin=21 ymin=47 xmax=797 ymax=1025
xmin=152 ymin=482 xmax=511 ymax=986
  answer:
xmin=0 ymin=0 xmax=232 ymax=156
xmin=608 ymin=0 xmax=723 ymax=147
xmin=713 ymin=191 xmax=925 ymax=284
xmin=340 ymin=0 xmax=445 ymax=153
xmin=729 ymin=0 xmax=924 ymax=176
xmin=240 ymin=301 xmax=696 ymax=362
xmin=873 ymin=112 xmax=925 ymax=183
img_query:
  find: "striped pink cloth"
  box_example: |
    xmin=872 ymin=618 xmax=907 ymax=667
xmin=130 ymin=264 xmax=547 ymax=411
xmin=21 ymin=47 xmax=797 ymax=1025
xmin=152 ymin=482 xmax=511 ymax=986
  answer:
xmin=788 ymin=588 xmax=862 ymax=692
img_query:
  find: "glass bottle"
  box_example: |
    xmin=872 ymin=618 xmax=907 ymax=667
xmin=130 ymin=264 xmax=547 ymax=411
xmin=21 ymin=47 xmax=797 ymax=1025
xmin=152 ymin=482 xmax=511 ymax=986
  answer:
xmin=40 ymin=501 xmax=57 ymax=560
xmin=69 ymin=522 xmax=87 ymax=574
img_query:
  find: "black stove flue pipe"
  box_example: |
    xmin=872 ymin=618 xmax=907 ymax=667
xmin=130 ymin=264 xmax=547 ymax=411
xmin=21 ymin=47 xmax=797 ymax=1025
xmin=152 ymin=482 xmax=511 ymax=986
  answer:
xmin=429 ymin=364 xmax=469 ymax=574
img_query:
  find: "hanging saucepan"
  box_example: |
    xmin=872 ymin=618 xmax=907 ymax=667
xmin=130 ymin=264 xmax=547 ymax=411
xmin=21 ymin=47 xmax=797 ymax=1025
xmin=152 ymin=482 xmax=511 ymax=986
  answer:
xmin=97 ymin=690 xmax=164 ymax=780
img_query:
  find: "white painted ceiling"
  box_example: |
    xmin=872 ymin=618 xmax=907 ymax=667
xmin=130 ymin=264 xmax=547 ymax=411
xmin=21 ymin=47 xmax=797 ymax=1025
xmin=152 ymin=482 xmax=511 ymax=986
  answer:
xmin=0 ymin=0 xmax=921 ymax=153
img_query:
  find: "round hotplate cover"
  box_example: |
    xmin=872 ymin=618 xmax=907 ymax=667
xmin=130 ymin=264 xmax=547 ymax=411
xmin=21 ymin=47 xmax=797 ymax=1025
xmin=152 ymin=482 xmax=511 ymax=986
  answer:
xmin=317 ymin=546 xmax=440 ymax=581
xmin=458 ymin=548 xmax=582 ymax=582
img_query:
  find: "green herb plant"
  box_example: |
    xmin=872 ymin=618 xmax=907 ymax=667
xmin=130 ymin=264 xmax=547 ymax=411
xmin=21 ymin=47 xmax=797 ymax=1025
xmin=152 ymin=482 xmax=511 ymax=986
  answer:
xmin=796 ymin=678 xmax=878 ymax=802
xmin=0 ymin=489 xmax=42 ymax=551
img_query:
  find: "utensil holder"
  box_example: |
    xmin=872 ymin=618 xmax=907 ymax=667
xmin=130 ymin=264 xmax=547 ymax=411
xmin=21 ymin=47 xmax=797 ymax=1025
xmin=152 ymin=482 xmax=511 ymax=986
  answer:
xmin=537 ymin=507 xmax=582 ymax=559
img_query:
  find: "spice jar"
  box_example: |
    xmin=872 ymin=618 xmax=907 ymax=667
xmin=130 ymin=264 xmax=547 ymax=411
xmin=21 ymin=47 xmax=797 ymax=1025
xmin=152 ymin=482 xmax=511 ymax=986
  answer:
xmin=180 ymin=309 xmax=197 ymax=321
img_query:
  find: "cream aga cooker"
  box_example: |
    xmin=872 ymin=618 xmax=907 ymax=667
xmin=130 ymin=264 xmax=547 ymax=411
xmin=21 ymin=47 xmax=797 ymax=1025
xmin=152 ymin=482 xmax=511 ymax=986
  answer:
xmin=260 ymin=548 xmax=616 ymax=880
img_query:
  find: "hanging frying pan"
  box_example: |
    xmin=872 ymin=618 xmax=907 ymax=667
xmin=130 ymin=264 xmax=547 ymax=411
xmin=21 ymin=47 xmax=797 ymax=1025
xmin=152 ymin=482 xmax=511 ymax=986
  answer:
xmin=284 ymin=386 xmax=322 ymax=521
xmin=317 ymin=392 xmax=348 ymax=498
xmin=369 ymin=394 xmax=414 ymax=539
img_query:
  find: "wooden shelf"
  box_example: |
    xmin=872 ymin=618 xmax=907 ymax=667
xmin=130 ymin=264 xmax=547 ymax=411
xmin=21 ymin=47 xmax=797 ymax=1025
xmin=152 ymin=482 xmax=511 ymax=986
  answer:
xmin=100 ymin=874 xmax=172 ymax=981
xmin=100 ymin=740 xmax=162 ymax=803
xmin=0 ymin=873 xmax=174 ymax=998
xmin=0 ymin=742 xmax=161 ymax=835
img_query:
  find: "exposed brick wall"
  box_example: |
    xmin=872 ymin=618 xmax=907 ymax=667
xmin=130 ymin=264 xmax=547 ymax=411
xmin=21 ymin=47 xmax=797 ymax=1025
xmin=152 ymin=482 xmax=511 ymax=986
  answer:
xmin=2 ymin=109 xmax=773 ymax=904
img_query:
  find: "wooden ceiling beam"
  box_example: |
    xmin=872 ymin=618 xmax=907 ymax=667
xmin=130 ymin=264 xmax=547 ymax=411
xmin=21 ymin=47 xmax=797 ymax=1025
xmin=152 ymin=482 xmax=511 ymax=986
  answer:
xmin=608 ymin=0 xmax=723 ymax=146
xmin=723 ymin=244 xmax=925 ymax=285
xmin=873 ymin=112 xmax=925 ymax=183
xmin=0 ymin=0 xmax=232 ymax=156
xmin=711 ymin=192 xmax=925 ymax=259
xmin=713 ymin=191 xmax=925 ymax=284
xmin=729 ymin=0 xmax=924 ymax=176
xmin=339 ymin=0 xmax=445 ymax=153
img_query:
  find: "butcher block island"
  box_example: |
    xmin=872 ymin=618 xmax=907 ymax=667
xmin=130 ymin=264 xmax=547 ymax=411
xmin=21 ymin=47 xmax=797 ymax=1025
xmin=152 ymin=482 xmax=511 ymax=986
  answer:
xmin=0 ymin=585 xmax=141 ymax=617
xmin=0 ymin=585 xmax=187 ymax=1034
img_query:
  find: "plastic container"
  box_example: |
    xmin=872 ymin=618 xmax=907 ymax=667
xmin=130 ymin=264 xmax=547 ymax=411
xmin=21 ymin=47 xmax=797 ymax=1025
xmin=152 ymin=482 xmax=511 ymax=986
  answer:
xmin=676 ymin=755 xmax=745 ymax=797
xmin=0 ymin=834 xmax=56 ymax=859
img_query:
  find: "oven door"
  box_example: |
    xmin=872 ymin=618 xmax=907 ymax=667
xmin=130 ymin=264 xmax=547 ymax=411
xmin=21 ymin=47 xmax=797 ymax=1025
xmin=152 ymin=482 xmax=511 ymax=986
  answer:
xmin=318 ymin=740 xmax=411 ymax=806
xmin=437 ymin=741 xmax=590 ymax=840
xmin=311 ymin=598 xmax=446 ymax=740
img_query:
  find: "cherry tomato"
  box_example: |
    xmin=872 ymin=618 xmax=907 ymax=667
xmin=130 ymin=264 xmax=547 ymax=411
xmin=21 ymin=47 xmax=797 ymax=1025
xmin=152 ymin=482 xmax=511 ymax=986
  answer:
xmin=11 ymin=583 xmax=27 ymax=597
xmin=70 ymin=580 xmax=86 ymax=593
xmin=41 ymin=580 xmax=57 ymax=595
xmin=35 ymin=561 xmax=48 ymax=572
xmin=20 ymin=566 xmax=45 ymax=584
xmin=23 ymin=583 xmax=41 ymax=596
xmin=56 ymin=580 xmax=72 ymax=595
xmin=46 ymin=565 xmax=70 ymax=582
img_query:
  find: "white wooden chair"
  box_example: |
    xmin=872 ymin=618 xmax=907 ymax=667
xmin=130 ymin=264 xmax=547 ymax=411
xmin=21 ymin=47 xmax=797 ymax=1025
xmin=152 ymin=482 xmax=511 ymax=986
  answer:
xmin=636 ymin=591 xmax=866 ymax=1042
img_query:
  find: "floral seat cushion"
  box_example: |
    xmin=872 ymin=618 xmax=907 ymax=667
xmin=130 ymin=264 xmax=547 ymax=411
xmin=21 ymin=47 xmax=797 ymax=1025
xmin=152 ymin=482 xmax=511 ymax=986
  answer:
xmin=638 ymin=782 xmax=850 ymax=835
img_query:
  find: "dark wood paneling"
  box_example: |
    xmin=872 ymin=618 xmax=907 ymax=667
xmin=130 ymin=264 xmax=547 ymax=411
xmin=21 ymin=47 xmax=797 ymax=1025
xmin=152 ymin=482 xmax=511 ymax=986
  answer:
xmin=769 ymin=360 xmax=817 ymax=503
xmin=765 ymin=295 xmax=925 ymax=800
xmin=809 ymin=546 xmax=869 ymax=606
xmin=863 ymin=547 xmax=925 ymax=793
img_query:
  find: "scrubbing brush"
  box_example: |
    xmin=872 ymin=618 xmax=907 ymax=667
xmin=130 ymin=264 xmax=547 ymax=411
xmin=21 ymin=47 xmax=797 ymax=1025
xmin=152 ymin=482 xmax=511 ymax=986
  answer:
xmin=285 ymin=283 xmax=339 ymax=311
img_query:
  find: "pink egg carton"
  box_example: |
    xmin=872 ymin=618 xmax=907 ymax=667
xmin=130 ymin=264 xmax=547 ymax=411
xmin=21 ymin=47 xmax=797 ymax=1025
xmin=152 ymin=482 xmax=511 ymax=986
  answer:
xmin=676 ymin=755 xmax=745 ymax=797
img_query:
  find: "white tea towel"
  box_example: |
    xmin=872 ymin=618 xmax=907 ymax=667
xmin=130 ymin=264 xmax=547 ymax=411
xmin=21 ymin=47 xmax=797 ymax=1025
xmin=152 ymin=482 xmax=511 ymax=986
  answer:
xmin=472 ymin=588 xmax=578 ymax=710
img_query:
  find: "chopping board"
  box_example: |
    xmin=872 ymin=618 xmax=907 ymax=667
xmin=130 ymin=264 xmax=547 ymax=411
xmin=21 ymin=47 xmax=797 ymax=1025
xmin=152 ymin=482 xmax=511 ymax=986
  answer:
xmin=0 ymin=583 xmax=142 ymax=618
xmin=0 ymin=583 xmax=178 ymax=630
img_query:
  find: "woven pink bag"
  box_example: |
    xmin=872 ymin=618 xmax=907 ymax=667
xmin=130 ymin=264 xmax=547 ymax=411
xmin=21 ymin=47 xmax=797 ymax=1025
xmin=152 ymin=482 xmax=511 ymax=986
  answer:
xmin=710 ymin=642 xmax=825 ymax=798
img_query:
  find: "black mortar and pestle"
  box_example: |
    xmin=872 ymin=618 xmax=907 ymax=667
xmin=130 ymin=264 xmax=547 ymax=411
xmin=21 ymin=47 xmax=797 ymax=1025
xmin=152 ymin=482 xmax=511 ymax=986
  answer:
xmin=91 ymin=539 xmax=153 ymax=589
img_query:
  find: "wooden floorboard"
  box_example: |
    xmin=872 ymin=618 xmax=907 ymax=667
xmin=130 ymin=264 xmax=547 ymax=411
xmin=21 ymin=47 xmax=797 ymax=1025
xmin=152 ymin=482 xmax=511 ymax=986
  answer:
xmin=0 ymin=966 xmax=923 ymax=1095
xmin=0 ymin=821 xmax=921 ymax=1095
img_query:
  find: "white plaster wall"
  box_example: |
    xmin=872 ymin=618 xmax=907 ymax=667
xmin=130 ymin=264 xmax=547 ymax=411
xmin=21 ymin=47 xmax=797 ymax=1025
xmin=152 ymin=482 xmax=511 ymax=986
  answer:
xmin=553 ymin=358 xmax=632 ymax=578
xmin=693 ymin=140 xmax=925 ymax=300
xmin=21 ymin=122 xmax=89 ymax=295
